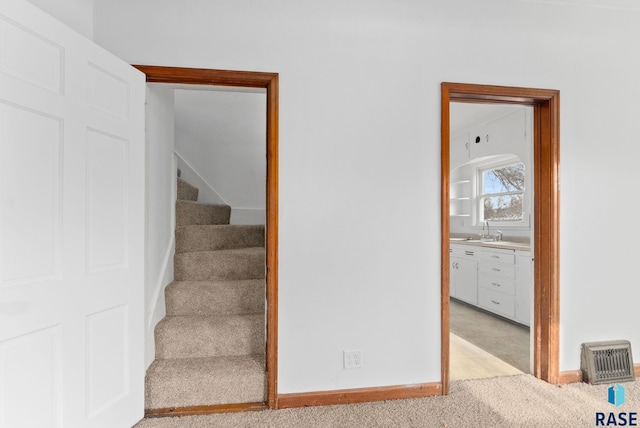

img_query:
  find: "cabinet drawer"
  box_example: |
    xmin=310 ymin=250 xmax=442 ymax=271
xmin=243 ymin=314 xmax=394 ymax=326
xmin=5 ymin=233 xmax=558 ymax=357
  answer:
xmin=479 ymin=251 xmax=515 ymax=264
xmin=479 ymin=288 xmax=515 ymax=319
xmin=450 ymin=246 xmax=476 ymax=259
xmin=479 ymin=263 xmax=515 ymax=279
xmin=479 ymin=275 xmax=515 ymax=295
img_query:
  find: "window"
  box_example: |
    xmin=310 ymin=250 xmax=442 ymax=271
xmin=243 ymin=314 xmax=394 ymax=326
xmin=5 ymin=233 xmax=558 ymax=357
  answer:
xmin=478 ymin=161 xmax=524 ymax=222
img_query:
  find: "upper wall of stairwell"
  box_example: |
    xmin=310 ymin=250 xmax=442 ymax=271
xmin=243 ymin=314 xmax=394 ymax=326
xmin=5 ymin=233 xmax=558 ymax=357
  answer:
xmin=174 ymin=89 xmax=266 ymax=225
xmin=176 ymin=154 xmax=266 ymax=225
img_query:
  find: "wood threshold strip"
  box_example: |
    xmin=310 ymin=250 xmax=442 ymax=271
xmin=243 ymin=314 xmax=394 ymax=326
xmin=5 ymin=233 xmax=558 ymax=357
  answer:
xmin=277 ymin=383 xmax=441 ymax=409
xmin=145 ymin=402 xmax=267 ymax=418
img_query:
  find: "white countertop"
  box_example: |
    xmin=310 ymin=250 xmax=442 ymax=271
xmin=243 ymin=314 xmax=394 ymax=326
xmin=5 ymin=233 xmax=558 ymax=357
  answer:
xmin=450 ymin=238 xmax=530 ymax=251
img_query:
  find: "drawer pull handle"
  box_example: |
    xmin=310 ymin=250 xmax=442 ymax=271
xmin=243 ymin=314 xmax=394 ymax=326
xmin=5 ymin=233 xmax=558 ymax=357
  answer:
xmin=492 ymin=282 xmax=501 ymax=287
xmin=492 ymin=268 xmax=501 ymax=272
xmin=491 ymin=255 xmax=500 ymax=259
xmin=491 ymin=300 xmax=500 ymax=305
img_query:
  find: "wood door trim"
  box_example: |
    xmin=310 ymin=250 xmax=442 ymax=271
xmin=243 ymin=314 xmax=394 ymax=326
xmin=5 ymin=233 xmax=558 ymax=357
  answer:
xmin=134 ymin=65 xmax=279 ymax=409
xmin=441 ymin=82 xmax=560 ymax=394
xmin=277 ymin=382 xmax=442 ymax=409
xmin=144 ymin=402 xmax=268 ymax=418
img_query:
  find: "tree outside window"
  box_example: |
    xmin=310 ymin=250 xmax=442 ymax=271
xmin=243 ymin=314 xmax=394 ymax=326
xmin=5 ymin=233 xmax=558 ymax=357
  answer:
xmin=479 ymin=162 xmax=524 ymax=222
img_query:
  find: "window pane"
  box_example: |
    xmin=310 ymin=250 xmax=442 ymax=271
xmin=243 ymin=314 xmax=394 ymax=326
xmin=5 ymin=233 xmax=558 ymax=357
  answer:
xmin=483 ymin=163 xmax=524 ymax=194
xmin=483 ymin=194 xmax=523 ymax=221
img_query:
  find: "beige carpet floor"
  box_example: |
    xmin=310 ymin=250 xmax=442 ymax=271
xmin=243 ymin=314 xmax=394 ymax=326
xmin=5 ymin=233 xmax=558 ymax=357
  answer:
xmin=134 ymin=375 xmax=639 ymax=427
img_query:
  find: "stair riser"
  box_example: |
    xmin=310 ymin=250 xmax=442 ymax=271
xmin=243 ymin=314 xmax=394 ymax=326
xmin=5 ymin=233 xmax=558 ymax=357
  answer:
xmin=166 ymin=281 xmax=265 ymax=316
xmin=155 ymin=315 xmax=264 ymax=359
xmin=177 ymin=178 xmax=199 ymax=201
xmin=175 ymin=225 xmax=265 ymax=253
xmin=176 ymin=201 xmax=231 ymax=226
xmin=174 ymin=251 xmax=265 ymax=281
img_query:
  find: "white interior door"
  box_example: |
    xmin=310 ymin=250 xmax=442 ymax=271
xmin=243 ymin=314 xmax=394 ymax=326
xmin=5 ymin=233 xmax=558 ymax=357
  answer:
xmin=0 ymin=1 xmax=145 ymax=427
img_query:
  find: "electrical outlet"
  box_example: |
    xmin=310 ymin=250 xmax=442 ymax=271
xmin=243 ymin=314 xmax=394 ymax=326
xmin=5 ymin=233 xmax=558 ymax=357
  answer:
xmin=343 ymin=350 xmax=363 ymax=369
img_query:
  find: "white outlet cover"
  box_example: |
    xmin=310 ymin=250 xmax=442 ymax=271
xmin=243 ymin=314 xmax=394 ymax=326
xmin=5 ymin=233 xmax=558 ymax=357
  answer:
xmin=343 ymin=350 xmax=363 ymax=369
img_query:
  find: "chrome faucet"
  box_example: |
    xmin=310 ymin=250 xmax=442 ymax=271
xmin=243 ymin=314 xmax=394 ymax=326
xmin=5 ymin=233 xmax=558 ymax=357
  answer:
xmin=483 ymin=220 xmax=490 ymax=239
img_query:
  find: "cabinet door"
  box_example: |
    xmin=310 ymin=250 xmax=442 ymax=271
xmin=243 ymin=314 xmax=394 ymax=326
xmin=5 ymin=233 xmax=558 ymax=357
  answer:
xmin=450 ymin=133 xmax=470 ymax=169
xmin=450 ymin=254 xmax=457 ymax=298
xmin=453 ymin=257 xmax=478 ymax=304
xmin=486 ymin=109 xmax=526 ymax=155
xmin=469 ymin=124 xmax=488 ymax=160
xmin=470 ymin=110 xmax=526 ymax=159
xmin=515 ymin=253 xmax=533 ymax=326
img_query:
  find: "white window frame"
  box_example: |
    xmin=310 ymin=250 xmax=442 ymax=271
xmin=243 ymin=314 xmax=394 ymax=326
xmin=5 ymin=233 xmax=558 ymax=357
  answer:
xmin=474 ymin=158 xmax=529 ymax=229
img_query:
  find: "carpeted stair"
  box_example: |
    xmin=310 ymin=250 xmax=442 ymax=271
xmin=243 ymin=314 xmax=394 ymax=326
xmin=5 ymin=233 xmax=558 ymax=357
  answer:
xmin=145 ymin=178 xmax=266 ymax=410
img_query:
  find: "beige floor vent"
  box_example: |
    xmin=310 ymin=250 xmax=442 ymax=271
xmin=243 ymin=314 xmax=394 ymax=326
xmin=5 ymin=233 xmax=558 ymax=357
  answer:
xmin=581 ymin=340 xmax=635 ymax=384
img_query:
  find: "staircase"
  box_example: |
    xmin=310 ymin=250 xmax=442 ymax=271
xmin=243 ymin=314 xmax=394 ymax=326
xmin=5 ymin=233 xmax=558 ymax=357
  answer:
xmin=145 ymin=178 xmax=266 ymax=411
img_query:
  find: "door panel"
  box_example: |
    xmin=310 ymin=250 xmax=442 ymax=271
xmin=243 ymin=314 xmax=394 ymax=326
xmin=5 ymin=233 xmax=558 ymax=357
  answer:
xmin=0 ymin=1 xmax=145 ymax=427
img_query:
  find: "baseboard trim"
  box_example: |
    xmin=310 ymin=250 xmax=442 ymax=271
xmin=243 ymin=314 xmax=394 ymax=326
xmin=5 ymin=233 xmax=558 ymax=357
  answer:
xmin=557 ymin=370 xmax=583 ymax=384
xmin=145 ymin=402 xmax=267 ymax=418
xmin=558 ymin=364 xmax=640 ymax=384
xmin=276 ymin=382 xmax=442 ymax=409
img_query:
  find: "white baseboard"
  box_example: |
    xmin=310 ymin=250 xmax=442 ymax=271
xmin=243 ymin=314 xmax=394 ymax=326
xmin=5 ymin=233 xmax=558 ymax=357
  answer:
xmin=145 ymin=235 xmax=174 ymax=369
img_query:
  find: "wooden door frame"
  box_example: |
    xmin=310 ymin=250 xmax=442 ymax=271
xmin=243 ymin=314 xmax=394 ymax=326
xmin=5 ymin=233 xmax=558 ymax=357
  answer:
xmin=441 ymin=82 xmax=560 ymax=394
xmin=134 ymin=65 xmax=279 ymax=412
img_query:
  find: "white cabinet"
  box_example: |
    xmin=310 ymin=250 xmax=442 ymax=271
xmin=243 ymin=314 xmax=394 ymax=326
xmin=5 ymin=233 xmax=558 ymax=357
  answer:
xmin=450 ymin=133 xmax=470 ymax=169
xmin=450 ymin=245 xmax=478 ymax=305
xmin=470 ymin=109 xmax=527 ymax=160
xmin=515 ymin=251 xmax=533 ymax=325
xmin=478 ymin=248 xmax=517 ymax=320
xmin=451 ymin=243 xmax=532 ymax=326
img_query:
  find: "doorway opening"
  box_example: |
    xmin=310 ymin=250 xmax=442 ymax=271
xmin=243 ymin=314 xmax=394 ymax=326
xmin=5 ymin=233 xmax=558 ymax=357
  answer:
xmin=449 ymin=102 xmax=532 ymax=382
xmin=136 ymin=65 xmax=279 ymax=412
xmin=441 ymin=83 xmax=560 ymax=394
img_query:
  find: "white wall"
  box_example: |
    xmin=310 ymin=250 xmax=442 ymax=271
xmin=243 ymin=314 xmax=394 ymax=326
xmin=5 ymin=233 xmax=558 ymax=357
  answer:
xmin=174 ymin=89 xmax=266 ymax=225
xmin=94 ymin=0 xmax=640 ymax=392
xmin=450 ymin=107 xmax=533 ymax=239
xmin=175 ymin=152 xmax=227 ymax=205
xmin=27 ymin=0 xmax=93 ymax=39
xmin=144 ymin=85 xmax=176 ymax=368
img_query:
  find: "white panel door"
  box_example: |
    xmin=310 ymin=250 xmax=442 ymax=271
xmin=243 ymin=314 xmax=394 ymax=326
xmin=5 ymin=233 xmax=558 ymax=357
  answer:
xmin=0 ymin=1 xmax=145 ymax=427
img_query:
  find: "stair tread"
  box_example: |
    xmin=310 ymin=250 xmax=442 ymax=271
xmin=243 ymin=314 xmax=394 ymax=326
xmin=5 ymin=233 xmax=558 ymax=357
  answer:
xmin=159 ymin=313 xmax=265 ymax=322
xmin=175 ymin=247 xmax=265 ymax=256
xmin=145 ymin=354 xmax=266 ymax=409
xmin=176 ymin=200 xmax=230 ymax=208
xmin=169 ymin=279 xmax=265 ymax=285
